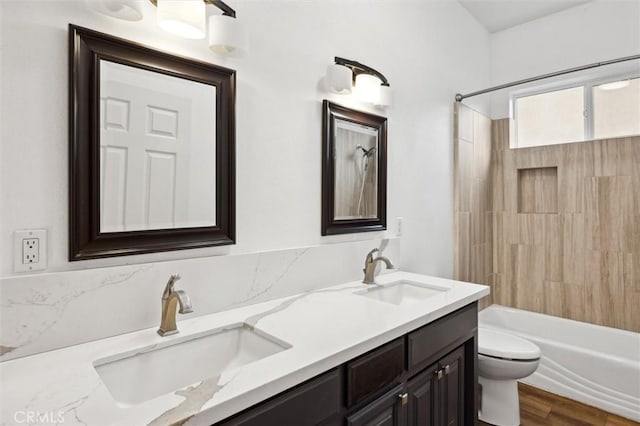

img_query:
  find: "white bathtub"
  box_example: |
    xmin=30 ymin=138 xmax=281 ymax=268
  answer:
xmin=479 ymin=305 xmax=640 ymax=422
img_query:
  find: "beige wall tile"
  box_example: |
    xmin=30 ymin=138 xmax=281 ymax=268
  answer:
xmin=545 ymin=215 xmax=563 ymax=282
xmin=543 ymin=281 xmax=586 ymax=323
xmin=492 ymin=212 xmax=504 ymax=274
xmin=456 ymin=103 xmax=474 ymax=143
xmin=584 ymin=250 xmax=626 ymax=328
xmin=474 ymin=111 xmax=492 ymax=179
xmin=471 ymin=178 xmax=488 ymax=244
xmin=623 ymin=290 xmax=640 ymax=332
xmin=583 ymin=139 xmax=620 ymax=177
xmin=558 ymin=144 xmax=584 ymax=213
xmin=509 ymin=244 xmax=545 ymax=313
xmin=632 ymin=252 xmax=640 ymax=292
xmin=471 ymin=243 xmax=488 ymax=285
xmin=491 ymin=119 xmax=510 ymax=152
xmin=455 ymin=212 xmax=470 ymax=282
xmin=584 ymin=176 xmax=634 ymax=252
xmin=562 ymin=213 xmax=585 ymax=285
xmin=491 ymin=148 xmax=505 ymax=211
xmin=456 ymin=139 xmax=473 ymax=213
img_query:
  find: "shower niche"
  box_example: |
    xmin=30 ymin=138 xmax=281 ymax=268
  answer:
xmin=321 ymin=100 xmax=387 ymax=235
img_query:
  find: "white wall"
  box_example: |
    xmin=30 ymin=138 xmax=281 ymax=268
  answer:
xmin=488 ymin=0 xmax=640 ymax=118
xmin=0 ymin=0 xmax=491 ymax=278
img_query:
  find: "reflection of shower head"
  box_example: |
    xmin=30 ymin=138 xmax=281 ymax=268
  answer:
xmin=356 ymin=144 xmax=377 ymax=158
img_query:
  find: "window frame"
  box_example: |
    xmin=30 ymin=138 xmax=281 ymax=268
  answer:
xmin=510 ymin=71 xmax=640 ymax=148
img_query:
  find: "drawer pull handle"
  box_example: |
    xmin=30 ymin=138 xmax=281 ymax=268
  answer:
xmin=398 ymin=393 xmax=408 ymax=405
xmin=445 ymin=365 xmax=450 ymax=375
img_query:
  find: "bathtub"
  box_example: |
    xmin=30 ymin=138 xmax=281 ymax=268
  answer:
xmin=479 ymin=305 xmax=640 ymax=422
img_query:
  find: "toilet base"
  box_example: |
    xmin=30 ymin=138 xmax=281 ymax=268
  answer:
xmin=478 ymin=377 xmax=520 ymax=426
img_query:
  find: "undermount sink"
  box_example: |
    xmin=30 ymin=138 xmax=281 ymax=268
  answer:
xmin=94 ymin=324 xmax=290 ymax=406
xmin=356 ymin=280 xmax=448 ymax=305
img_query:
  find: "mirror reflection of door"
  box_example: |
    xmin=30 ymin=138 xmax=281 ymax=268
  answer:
xmin=99 ymin=60 xmax=217 ymax=232
xmin=333 ymin=119 xmax=378 ymax=220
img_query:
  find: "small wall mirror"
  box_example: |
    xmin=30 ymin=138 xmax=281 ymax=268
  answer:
xmin=70 ymin=25 xmax=235 ymax=260
xmin=322 ymin=101 xmax=387 ymax=235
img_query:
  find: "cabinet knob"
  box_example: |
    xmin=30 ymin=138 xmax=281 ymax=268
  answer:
xmin=436 ymin=369 xmax=443 ymax=380
xmin=445 ymin=365 xmax=450 ymax=375
xmin=398 ymin=393 xmax=408 ymax=405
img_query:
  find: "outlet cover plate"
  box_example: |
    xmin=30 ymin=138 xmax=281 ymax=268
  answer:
xmin=14 ymin=229 xmax=47 ymax=273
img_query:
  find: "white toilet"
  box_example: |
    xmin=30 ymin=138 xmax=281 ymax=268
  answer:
xmin=478 ymin=327 xmax=541 ymax=426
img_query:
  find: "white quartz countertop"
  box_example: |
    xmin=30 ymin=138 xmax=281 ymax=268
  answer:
xmin=0 ymin=271 xmax=488 ymax=426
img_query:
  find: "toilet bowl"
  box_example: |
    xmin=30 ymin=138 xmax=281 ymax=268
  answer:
xmin=478 ymin=327 xmax=541 ymax=426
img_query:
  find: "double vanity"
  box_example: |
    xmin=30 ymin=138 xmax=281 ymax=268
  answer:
xmin=0 ymin=271 xmax=488 ymax=425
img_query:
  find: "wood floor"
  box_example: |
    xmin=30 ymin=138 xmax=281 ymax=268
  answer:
xmin=479 ymin=383 xmax=640 ymax=426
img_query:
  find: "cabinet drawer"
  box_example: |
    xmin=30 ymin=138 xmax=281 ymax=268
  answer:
xmin=346 ymin=338 xmax=405 ymax=407
xmin=217 ymin=369 xmax=341 ymax=426
xmin=407 ymin=303 xmax=477 ymax=371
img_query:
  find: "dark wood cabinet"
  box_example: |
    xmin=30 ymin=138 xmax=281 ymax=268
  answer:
xmin=216 ymin=369 xmax=342 ymax=426
xmin=346 ymin=338 xmax=405 ymax=408
xmin=407 ymin=364 xmax=439 ymax=426
xmin=440 ymin=347 xmax=465 ymax=426
xmin=213 ymin=303 xmax=478 ymax=426
xmin=406 ymin=346 xmax=465 ymax=426
xmin=347 ymin=384 xmax=406 ymax=426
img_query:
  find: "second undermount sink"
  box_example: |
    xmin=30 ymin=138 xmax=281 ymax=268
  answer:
xmin=94 ymin=324 xmax=290 ymax=406
xmin=356 ymin=280 xmax=449 ymax=305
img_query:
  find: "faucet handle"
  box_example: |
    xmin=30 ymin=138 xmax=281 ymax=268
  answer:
xmin=162 ymin=274 xmax=181 ymax=298
xmin=365 ymin=248 xmax=379 ymax=264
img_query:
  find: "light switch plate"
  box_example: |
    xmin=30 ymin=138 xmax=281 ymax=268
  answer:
xmin=395 ymin=217 xmax=404 ymax=236
xmin=14 ymin=229 xmax=47 ymax=273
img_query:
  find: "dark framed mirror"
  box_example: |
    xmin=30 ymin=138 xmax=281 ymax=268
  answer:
xmin=69 ymin=25 xmax=235 ymax=260
xmin=322 ymin=100 xmax=387 ymax=235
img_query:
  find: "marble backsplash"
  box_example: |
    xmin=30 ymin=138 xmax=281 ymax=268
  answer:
xmin=0 ymin=238 xmax=400 ymax=362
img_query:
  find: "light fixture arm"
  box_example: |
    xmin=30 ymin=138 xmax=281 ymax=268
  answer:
xmin=149 ymin=0 xmax=236 ymax=18
xmin=335 ymin=56 xmax=390 ymax=87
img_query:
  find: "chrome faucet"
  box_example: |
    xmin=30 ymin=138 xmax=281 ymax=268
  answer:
xmin=158 ymin=274 xmax=193 ymax=337
xmin=363 ymin=248 xmax=394 ymax=284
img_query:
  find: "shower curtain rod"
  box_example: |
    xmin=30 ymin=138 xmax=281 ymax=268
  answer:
xmin=454 ymin=53 xmax=640 ymax=102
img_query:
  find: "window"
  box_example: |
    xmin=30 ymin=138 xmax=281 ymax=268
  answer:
xmin=512 ymin=76 xmax=640 ymax=148
xmin=593 ymin=78 xmax=640 ymax=139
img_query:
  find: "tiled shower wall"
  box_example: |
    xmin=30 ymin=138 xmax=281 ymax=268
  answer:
xmin=453 ymin=104 xmax=493 ymax=309
xmin=455 ymin=103 xmax=640 ymax=332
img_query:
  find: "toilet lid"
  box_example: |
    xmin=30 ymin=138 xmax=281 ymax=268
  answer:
xmin=478 ymin=328 xmax=541 ymax=360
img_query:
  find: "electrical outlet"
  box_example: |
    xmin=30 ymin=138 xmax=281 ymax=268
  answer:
xmin=23 ymin=238 xmax=39 ymax=264
xmin=14 ymin=229 xmax=47 ymax=273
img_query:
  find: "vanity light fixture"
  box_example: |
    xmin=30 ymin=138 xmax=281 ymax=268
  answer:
xmin=149 ymin=0 xmax=247 ymax=54
xmin=326 ymin=57 xmax=391 ymax=106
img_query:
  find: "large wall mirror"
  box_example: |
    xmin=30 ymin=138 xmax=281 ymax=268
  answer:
xmin=70 ymin=25 xmax=235 ymax=260
xmin=322 ymin=101 xmax=387 ymax=235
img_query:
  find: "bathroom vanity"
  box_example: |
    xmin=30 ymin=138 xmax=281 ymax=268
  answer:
xmin=216 ymin=303 xmax=477 ymax=426
xmin=0 ymin=272 xmax=488 ymax=426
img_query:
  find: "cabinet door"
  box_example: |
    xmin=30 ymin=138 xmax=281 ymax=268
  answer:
xmin=407 ymin=364 xmax=439 ymax=426
xmin=439 ymin=346 xmax=465 ymax=426
xmin=347 ymin=384 xmax=406 ymax=426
